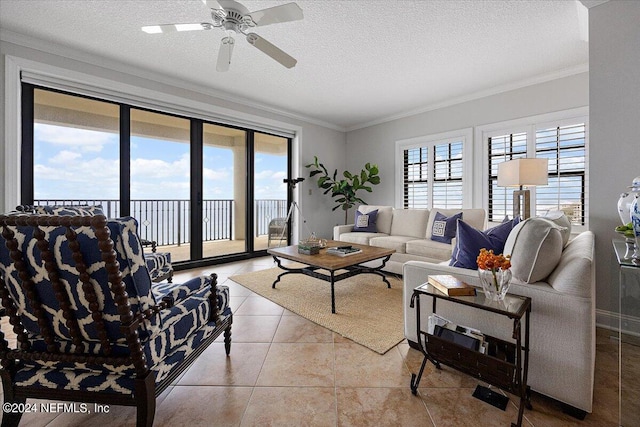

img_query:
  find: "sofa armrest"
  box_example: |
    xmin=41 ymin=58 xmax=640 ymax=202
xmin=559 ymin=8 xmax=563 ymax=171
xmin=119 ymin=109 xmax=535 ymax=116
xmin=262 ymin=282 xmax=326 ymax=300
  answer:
xmin=333 ymin=224 xmax=355 ymax=240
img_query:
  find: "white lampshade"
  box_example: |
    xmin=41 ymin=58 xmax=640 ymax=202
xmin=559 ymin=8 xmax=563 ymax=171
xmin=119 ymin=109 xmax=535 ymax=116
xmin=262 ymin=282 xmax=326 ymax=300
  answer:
xmin=497 ymin=158 xmax=548 ymax=187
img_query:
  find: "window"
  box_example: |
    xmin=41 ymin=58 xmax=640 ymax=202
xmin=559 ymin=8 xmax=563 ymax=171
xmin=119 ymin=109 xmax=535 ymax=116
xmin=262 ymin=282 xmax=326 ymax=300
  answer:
xmin=22 ymin=85 xmax=292 ymax=266
xmin=487 ymin=132 xmax=527 ymax=221
xmin=403 ymin=147 xmax=429 ymax=208
xmin=396 ymin=128 xmax=472 ymax=209
xmin=535 ymin=124 xmax=586 ymax=225
xmin=480 ymin=109 xmax=588 ymax=226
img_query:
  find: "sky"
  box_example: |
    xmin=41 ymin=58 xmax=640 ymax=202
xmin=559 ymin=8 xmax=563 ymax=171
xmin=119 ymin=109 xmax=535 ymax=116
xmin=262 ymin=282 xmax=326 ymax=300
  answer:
xmin=33 ymin=123 xmax=288 ymax=203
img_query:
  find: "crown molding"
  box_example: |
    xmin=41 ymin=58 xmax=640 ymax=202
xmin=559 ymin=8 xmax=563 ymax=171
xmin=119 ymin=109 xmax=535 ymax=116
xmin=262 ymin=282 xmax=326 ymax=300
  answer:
xmin=579 ymin=0 xmax=609 ymax=9
xmin=345 ymin=63 xmax=589 ymax=132
xmin=0 ymin=29 xmax=346 ymax=132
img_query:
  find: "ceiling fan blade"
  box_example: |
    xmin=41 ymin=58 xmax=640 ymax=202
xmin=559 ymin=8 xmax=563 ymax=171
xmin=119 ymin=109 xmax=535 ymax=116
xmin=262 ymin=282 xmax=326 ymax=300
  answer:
xmin=216 ymin=36 xmax=235 ymax=72
xmin=201 ymin=0 xmax=222 ymax=9
xmin=249 ymin=3 xmax=303 ymax=27
xmin=142 ymin=23 xmax=213 ymax=34
xmin=246 ymin=33 xmax=297 ymax=69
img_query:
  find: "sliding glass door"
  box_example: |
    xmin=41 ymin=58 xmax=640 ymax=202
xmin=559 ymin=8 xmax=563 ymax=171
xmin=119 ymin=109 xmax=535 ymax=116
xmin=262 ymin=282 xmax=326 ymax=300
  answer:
xmin=130 ymin=108 xmax=191 ymax=262
xmin=202 ymin=123 xmax=247 ymax=258
xmin=23 ymin=84 xmax=291 ymax=267
xmin=254 ymin=132 xmax=289 ymax=250
xmin=31 ymin=88 xmax=120 ymax=213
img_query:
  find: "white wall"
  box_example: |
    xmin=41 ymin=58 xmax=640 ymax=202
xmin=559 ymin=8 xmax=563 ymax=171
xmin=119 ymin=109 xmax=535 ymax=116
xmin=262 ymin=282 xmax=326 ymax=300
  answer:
xmin=345 ymin=73 xmax=589 ymax=206
xmin=0 ymin=39 xmax=347 ymax=241
xmin=589 ymin=1 xmax=640 ymax=325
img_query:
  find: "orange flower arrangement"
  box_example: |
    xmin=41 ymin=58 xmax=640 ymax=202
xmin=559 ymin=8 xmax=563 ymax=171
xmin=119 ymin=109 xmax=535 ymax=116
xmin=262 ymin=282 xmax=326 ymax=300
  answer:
xmin=476 ymin=248 xmax=511 ymax=271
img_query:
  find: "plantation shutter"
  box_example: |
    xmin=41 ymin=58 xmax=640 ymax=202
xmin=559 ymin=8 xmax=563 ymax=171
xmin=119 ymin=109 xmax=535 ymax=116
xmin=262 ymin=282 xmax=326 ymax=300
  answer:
xmin=535 ymin=123 xmax=586 ymax=225
xmin=403 ymin=147 xmax=429 ymax=208
xmin=432 ymin=141 xmax=463 ymax=209
xmin=487 ymin=132 xmax=527 ymax=222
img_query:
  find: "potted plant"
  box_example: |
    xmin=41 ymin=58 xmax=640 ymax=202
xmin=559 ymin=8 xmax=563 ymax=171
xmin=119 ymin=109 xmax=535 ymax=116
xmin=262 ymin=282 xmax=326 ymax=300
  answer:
xmin=305 ymin=156 xmax=380 ymax=224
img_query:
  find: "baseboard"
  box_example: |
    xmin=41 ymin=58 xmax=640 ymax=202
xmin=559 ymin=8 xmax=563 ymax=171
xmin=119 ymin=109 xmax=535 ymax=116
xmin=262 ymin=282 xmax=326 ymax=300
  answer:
xmin=596 ymin=309 xmax=640 ymax=337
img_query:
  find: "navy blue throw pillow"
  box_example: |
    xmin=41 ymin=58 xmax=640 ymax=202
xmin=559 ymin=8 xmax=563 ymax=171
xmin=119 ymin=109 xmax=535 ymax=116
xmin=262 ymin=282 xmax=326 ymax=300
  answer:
xmin=430 ymin=211 xmax=462 ymax=244
xmin=353 ymin=209 xmax=378 ymax=232
xmin=449 ymin=218 xmax=520 ymax=269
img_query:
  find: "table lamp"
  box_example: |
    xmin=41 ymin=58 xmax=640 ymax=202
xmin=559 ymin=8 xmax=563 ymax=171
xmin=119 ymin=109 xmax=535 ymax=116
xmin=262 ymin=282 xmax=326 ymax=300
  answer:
xmin=497 ymin=158 xmax=548 ymax=219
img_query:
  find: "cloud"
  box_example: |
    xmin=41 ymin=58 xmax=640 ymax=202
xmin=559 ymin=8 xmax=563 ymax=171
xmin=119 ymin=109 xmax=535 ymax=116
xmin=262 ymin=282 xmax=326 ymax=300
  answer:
xmin=35 ymin=124 xmax=116 ymax=153
xmin=49 ymin=150 xmax=82 ymax=164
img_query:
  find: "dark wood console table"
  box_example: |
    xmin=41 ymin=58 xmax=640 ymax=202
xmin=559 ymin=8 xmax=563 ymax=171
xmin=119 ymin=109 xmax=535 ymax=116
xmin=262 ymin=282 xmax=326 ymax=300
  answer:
xmin=410 ymin=282 xmax=532 ymax=427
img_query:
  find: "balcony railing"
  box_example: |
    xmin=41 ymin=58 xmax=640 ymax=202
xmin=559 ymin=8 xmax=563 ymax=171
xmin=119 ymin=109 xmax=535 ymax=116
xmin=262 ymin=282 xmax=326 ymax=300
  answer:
xmin=33 ymin=199 xmax=287 ymax=247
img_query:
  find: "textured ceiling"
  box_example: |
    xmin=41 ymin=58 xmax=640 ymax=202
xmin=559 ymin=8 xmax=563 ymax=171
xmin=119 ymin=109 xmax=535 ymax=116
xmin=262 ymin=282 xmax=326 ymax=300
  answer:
xmin=0 ymin=0 xmax=589 ymax=130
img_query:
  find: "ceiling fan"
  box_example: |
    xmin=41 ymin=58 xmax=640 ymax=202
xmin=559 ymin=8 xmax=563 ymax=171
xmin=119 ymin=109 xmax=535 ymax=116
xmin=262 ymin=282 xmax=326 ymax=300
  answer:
xmin=142 ymin=0 xmax=303 ymax=72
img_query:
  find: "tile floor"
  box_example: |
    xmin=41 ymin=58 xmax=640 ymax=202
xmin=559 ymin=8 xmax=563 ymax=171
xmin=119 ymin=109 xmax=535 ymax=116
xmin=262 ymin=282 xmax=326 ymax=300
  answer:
xmin=0 ymin=256 xmax=629 ymax=426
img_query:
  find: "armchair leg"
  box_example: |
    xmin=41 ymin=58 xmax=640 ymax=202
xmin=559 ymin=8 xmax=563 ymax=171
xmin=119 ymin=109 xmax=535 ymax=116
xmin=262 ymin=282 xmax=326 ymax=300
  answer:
xmin=0 ymin=371 xmax=24 ymax=427
xmin=135 ymin=372 xmax=156 ymax=427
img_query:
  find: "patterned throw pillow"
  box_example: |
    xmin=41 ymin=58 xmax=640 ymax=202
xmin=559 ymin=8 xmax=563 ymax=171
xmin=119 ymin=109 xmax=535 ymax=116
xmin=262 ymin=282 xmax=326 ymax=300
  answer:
xmin=430 ymin=211 xmax=462 ymax=244
xmin=353 ymin=209 xmax=378 ymax=232
xmin=34 ymin=205 xmax=105 ymax=216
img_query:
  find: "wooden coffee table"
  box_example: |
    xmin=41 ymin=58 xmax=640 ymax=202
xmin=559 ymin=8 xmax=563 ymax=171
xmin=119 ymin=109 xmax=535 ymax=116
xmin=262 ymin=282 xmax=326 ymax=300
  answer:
xmin=267 ymin=240 xmax=395 ymax=313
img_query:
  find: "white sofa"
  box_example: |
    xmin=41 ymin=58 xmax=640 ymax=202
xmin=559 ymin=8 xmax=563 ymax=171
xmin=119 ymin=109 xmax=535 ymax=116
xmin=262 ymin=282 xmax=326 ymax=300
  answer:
xmin=403 ymin=228 xmax=596 ymax=415
xmin=333 ymin=205 xmax=486 ymax=275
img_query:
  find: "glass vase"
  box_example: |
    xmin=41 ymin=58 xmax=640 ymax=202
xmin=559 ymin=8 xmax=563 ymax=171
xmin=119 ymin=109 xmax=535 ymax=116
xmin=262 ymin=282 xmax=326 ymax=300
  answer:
xmin=478 ymin=268 xmax=512 ymax=301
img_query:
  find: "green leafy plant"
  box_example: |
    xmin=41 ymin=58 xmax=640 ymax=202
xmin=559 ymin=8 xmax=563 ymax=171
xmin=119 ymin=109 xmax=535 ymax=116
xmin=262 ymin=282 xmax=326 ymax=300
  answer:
xmin=305 ymin=156 xmax=381 ymax=224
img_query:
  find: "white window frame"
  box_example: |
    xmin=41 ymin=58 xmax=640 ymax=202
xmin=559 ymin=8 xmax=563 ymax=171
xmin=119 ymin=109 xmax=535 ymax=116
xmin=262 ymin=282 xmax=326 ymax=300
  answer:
xmin=474 ymin=107 xmax=589 ymax=231
xmin=395 ymin=128 xmax=473 ymax=209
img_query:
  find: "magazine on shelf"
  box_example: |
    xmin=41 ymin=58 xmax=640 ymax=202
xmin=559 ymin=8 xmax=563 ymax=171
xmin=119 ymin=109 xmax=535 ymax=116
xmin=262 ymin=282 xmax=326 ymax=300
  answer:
xmin=427 ymin=314 xmax=487 ymax=354
xmin=425 ymin=275 xmax=476 ymax=296
xmin=326 ymin=246 xmax=362 ymax=257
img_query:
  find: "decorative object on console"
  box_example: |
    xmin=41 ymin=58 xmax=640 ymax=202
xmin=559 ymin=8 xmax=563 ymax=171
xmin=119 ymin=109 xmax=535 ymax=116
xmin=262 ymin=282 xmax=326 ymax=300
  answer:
xmin=618 ymin=176 xmax=640 ymax=225
xmin=430 ymin=211 xmax=462 ymax=244
xmin=497 ymin=158 xmax=548 ymax=219
xmin=631 ymin=194 xmax=640 ymax=259
xmin=476 ymin=248 xmax=512 ymax=301
xmin=305 ymin=156 xmax=381 ymax=224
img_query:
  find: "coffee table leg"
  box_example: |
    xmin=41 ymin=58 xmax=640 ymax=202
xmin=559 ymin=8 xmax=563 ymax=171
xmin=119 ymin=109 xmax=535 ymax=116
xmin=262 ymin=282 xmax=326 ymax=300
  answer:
xmin=331 ymin=270 xmax=336 ymax=314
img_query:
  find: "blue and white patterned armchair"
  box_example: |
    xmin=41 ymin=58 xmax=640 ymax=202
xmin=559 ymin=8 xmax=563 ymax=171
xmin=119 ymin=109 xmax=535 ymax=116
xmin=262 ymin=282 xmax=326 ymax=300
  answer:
xmin=15 ymin=205 xmax=174 ymax=284
xmin=0 ymin=214 xmax=232 ymax=426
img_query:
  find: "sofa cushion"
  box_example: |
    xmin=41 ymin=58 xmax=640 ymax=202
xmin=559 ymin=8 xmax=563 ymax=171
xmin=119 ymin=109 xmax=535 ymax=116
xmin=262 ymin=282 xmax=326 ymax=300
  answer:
xmin=358 ymin=205 xmax=393 ymax=235
xmin=426 ymin=208 xmax=486 ymax=239
xmin=368 ymin=236 xmax=413 ymax=254
xmin=430 ymin=211 xmax=462 ymax=244
xmin=390 ymin=208 xmax=430 ymax=238
xmin=449 ymin=219 xmax=520 ymax=269
xmin=405 ymin=238 xmax=453 ymax=261
xmin=353 ymin=209 xmax=378 ymax=232
xmin=338 ymin=232 xmax=388 ymax=245
xmin=504 ymin=218 xmax=564 ymax=283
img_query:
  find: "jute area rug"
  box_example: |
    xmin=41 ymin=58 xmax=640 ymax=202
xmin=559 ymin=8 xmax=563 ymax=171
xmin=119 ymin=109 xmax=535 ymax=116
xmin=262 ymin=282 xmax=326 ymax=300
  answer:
xmin=229 ymin=268 xmax=405 ymax=354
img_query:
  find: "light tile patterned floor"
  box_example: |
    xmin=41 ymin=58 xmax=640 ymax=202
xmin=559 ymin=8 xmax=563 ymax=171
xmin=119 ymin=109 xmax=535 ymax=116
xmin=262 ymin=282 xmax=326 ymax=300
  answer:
xmin=0 ymin=256 xmax=625 ymax=426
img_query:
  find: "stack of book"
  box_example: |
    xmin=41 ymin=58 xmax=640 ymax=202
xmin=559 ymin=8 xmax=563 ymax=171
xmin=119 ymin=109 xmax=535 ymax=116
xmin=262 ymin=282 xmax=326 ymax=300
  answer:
xmin=424 ymin=275 xmax=476 ymax=296
xmin=326 ymin=245 xmax=362 ymax=257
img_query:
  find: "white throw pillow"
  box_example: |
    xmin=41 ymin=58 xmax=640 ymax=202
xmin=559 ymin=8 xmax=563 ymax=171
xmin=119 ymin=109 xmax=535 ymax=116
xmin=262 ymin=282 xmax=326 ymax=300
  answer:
xmin=541 ymin=211 xmax=572 ymax=247
xmin=504 ymin=218 xmax=564 ymax=283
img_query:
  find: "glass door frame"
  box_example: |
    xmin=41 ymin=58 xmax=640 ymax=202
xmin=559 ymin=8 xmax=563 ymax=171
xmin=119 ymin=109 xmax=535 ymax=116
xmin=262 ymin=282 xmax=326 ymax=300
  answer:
xmin=21 ymin=83 xmax=292 ymax=269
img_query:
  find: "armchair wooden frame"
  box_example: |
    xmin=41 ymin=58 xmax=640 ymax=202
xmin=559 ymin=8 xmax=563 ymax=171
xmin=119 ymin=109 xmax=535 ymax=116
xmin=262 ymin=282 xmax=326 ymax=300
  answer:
xmin=0 ymin=215 xmax=232 ymax=427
